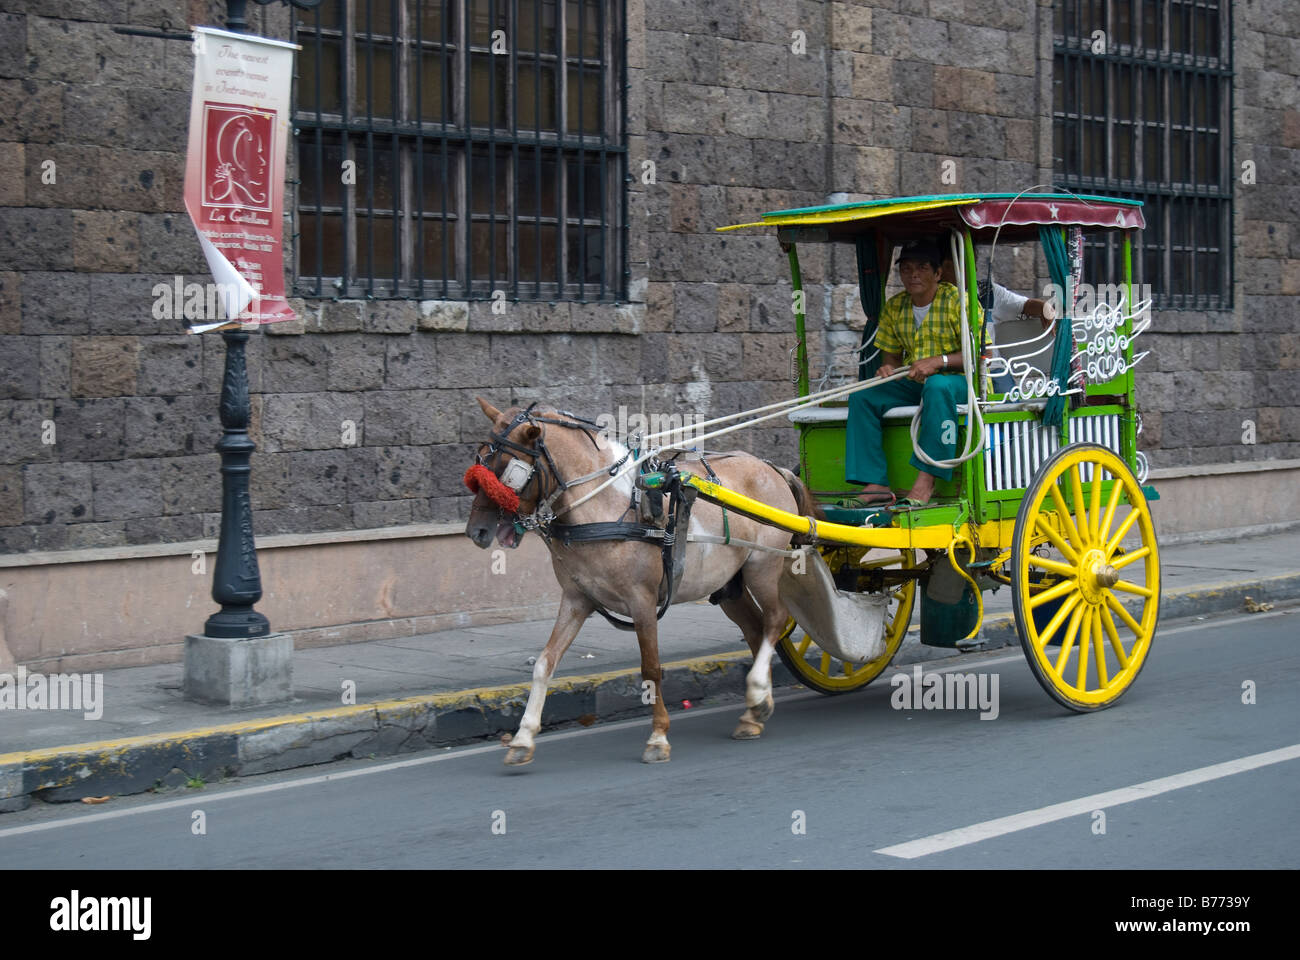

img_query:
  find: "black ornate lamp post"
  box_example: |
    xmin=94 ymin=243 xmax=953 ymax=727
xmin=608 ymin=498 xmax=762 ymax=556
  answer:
xmin=205 ymin=326 xmax=270 ymax=638
xmin=202 ymin=0 xmax=324 ymax=638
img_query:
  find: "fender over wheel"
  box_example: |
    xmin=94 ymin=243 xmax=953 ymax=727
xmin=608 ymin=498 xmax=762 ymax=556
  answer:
xmin=776 ymin=545 xmax=917 ymax=695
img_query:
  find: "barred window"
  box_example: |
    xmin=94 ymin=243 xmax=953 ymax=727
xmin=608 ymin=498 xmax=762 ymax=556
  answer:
xmin=294 ymin=0 xmax=626 ymax=301
xmin=1053 ymin=0 xmax=1232 ymax=309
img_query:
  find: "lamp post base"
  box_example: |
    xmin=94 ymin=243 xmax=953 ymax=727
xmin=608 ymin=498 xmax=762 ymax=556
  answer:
xmin=184 ymin=632 xmax=293 ymax=707
xmin=204 ymin=606 xmax=271 ymax=639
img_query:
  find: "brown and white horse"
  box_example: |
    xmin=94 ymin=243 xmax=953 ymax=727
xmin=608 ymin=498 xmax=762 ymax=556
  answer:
xmin=465 ymin=397 xmax=819 ymax=765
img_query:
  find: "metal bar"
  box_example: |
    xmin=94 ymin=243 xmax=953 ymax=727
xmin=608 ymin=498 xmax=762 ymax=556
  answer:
xmin=415 ymin=0 xmax=425 ymax=297
xmin=510 ymin=0 xmax=519 ymax=301
xmin=620 ymin=0 xmax=627 ymax=300
xmin=598 ymin=0 xmax=606 ymax=299
xmin=464 ymin=0 xmax=472 ymax=295
xmin=577 ymin=0 xmax=586 ymax=300
xmin=284 ymin=115 xmax=628 ymax=150
xmin=489 ymin=0 xmax=498 ymax=296
xmin=314 ymin=11 xmax=324 ymax=294
xmin=441 ymin=0 xmax=450 ymax=297
xmin=533 ymin=0 xmax=541 ymax=298
xmin=390 ymin=0 xmax=399 ymax=293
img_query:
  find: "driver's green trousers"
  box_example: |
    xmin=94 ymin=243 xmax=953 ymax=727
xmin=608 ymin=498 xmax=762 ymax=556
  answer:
xmin=845 ymin=374 xmax=966 ymax=487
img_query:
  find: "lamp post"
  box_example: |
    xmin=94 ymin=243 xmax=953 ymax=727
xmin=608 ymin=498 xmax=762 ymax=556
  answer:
xmin=183 ymin=0 xmax=321 ymax=702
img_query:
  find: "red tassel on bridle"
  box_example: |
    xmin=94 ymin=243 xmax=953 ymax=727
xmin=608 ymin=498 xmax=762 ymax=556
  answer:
xmin=464 ymin=463 xmax=520 ymax=514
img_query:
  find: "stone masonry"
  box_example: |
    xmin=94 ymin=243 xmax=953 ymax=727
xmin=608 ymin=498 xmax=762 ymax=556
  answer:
xmin=0 ymin=0 xmax=1297 ymax=556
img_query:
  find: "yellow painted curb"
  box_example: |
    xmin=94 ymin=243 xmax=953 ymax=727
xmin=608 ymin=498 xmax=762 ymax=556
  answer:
xmin=0 ymin=649 xmax=756 ymax=769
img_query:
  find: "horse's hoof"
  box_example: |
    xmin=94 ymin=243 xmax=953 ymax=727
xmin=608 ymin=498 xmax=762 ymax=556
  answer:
xmin=641 ymin=742 xmax=671 ymax=763
xmin=504 ymin=745 xmax=534 ymax=766
xmin=731 ymin=719 xmax=764 ymax=740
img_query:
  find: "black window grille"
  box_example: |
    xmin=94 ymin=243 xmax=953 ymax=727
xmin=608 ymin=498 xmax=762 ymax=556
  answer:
xmin=294 ymin=0 xmax=626 ymax=301
xmin=1053 ymin=0 xmax=1233 ymax=310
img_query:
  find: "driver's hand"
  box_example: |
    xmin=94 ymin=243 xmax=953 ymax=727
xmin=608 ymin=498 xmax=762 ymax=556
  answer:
xmin=877 ymin=363 xmax=896 ymax=379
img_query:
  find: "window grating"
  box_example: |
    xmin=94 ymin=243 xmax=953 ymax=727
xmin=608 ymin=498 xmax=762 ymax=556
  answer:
xmin=294 ymin=0 xmax=626 ymax=302
xmin=1052 ymin=0 xmax=1233 ymax=310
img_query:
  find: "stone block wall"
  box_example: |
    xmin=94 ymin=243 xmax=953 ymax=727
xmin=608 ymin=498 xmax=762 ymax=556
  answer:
xmin=1 ymin=0 xmax=1296 ymax=557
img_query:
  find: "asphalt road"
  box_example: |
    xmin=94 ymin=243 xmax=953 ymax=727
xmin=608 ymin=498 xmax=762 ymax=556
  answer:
xmin=2 ymin=605 xmax=1297 ymax=869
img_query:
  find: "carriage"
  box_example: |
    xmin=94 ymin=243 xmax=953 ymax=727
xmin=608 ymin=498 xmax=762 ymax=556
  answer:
xmin=666 ymin=192 xmax=1162 ymax=712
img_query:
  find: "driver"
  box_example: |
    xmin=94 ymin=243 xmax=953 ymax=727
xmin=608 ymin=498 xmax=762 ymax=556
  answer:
xmin=846 ymin=237 xmax=967 ymax=508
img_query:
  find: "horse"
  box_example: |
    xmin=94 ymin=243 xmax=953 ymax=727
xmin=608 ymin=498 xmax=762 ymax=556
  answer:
xmin=464 ymin=397 xmax=821 ymax=765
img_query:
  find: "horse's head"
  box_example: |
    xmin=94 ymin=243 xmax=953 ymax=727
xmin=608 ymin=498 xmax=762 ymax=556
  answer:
xmin=464 ymin=397 xmax=555 ymax=550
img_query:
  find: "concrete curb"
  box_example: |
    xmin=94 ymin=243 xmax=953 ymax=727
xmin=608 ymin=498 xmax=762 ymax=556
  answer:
xmin=3 ymin=573 xmax=1298 ymax=812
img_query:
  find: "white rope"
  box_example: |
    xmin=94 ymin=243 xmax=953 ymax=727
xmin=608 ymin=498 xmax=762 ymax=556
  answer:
xmin=555 ymin=366 xmax=915 ymax=518
xmin=907 ymin=229 xmax=987 ymax=471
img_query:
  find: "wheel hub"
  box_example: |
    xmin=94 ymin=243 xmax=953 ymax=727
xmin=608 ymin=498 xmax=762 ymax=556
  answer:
xmin=1077 ymin=548 xmax=1114 ymax=605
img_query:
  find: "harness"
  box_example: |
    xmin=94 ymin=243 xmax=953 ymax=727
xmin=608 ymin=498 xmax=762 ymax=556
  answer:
xmin=464 ymin=403 xmax=698 ymax=631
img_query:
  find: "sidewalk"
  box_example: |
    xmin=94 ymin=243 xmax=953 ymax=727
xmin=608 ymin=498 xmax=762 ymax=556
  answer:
xmin=3 ymin=530 xmax=1298 ymax=811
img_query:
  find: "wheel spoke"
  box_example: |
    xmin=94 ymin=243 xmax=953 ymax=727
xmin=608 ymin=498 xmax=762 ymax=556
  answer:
xmin=1088 ymin=465 xmax=1104 ymax=544
xmin=1069 ymin=464 xmax=1090 ymax=547
xmin=1034 ymin=515 xmax=1079 ymax=564
xmin=1110 ymin=545 xmax=1150 ymax=570
xmin=1026 ymin=555 xmax=1077 ymax=579
xmin=1101 ymin=605 xmax=1130 ymax=668
xmin=843 ymin=660 xmax=856 ymax=677
xmin=820 ymin=651 xmax=831 ymax=675
xmin=1048 ymin=484 xmax=1086 ymax=552
xmin=1075 ymin=607 xmax=1091 ymax=691
xmin=1092 ymin=607 xmax=1109 ymax=687
xmin=1112 ymin=578 xmax=1153 ymax=598
xmin=1098 ymin=479 xmax=1124 ymax=544
xmin=1053 ymin=604 xmax=1085 ymax=675
xmin=1038 ymin=591 xmax=1082 ymax=648
xmin=1105 ymin=508 xmax=1141 ymax=556
xmin=1029 ymin=576 xmax=1079 ymax=609
xmin=796 ymin=636 xmax=811 ymax=657
xmin=1105 ymin=592 xmax=1144 ymax=637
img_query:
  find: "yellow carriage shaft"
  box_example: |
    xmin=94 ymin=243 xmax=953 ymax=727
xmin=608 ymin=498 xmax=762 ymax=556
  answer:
xmin=678 ymin=472 xmax=1020 ymax=551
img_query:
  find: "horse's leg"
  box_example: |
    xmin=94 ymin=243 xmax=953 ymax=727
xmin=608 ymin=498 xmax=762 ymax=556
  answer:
xmin=718 ymin=577 xmax=764 ymax=656
xmin=503 ymin=588 xmax=593 ymax=766
xmin=732 ymin=559 xmax=786 ymax=740
xmin=629 ymin=586 xmax=672 ymax=763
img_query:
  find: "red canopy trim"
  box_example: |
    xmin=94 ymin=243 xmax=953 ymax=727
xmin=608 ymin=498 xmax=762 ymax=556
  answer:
xmin=961 ymin=199 xmax=1145 ymax=231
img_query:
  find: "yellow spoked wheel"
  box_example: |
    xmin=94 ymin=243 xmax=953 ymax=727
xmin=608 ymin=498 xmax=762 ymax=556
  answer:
xmin=1012 ymin=442 xmax=1160 ymax=712
xmin=775 ymin=545 xmax=917 ymax=695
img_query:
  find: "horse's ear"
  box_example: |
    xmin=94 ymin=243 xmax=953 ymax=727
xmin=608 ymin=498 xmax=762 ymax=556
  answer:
xmin=477 ymin=396 xmax=502 ymax=422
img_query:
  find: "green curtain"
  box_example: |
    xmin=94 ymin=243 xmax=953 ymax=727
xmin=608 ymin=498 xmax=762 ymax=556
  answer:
xmin=856 ymin=232 xmax=884 ymax=380
xmin=1039 ymin=226 xmax=1075 ymax=426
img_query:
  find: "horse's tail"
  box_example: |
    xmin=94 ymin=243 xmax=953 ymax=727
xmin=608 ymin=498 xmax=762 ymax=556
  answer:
xmin=767 ymin=462 xmax=824 ymax=520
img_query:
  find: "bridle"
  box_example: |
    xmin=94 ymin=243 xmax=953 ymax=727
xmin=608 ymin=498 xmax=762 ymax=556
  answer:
xmin=465 ymin=402 xmax=631 ymax=534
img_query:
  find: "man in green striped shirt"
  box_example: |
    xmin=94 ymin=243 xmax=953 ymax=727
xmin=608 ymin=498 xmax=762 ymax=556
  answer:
xmin=847 ymin=237 xmax=967 ymax=507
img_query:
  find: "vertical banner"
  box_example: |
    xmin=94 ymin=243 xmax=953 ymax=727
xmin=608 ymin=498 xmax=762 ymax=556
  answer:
xmin=183 ymin=27 xmax=300 ymax=333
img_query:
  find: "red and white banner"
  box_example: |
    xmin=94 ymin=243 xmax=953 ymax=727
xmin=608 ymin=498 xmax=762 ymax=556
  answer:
xmin=183 ymin=27 xmax=299 ymax=332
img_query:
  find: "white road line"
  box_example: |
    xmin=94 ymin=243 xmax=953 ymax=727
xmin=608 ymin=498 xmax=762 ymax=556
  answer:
xmin=0 ymin=607 xmax=1288 ymax=840
xmin=875 ymin=743 xmax=1300 ymax=859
